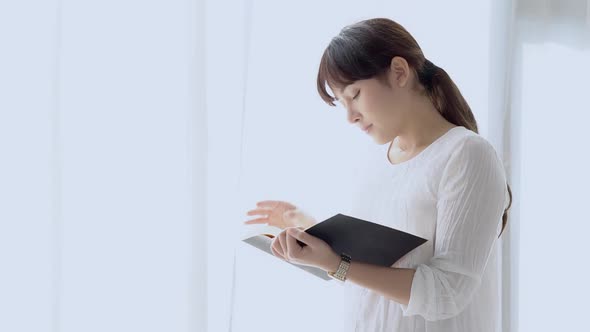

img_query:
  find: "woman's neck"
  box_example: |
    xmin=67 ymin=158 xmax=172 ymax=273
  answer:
xmin=395 ymin=98 xmax=455 ymax=153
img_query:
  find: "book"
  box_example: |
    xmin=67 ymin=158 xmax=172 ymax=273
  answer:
xmin=242 ymin=213 xmax=428 ymax=280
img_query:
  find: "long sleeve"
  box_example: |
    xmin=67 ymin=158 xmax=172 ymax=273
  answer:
xmin=400 ymin=136 xmax=509 ymax=321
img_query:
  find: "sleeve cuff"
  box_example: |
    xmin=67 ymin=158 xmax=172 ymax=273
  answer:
xmin=400 ymin=264 xmax=428 ymax=317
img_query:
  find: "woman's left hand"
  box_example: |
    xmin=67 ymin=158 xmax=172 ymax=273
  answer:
xmin=270 ymin=227 xmax=340 ymax=272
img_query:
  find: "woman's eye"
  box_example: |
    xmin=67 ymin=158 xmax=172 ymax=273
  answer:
xmin=353 ymin=90 xmax=360 ymax=100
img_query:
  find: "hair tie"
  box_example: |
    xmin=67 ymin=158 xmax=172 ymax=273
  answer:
xmin=419 ymin=59 xmax=438 ymax=90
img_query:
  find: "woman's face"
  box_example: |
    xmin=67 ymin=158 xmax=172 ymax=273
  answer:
xmin=332 ymin=57 xmax=414 ymax=145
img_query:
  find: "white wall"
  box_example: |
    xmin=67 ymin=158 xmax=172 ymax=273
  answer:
xmin=511 ymin=15 xmax=590 ymax=331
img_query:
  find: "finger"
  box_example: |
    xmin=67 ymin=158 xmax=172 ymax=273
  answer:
xmin=278 ymin=231 xmax=288 ymax=259
xmin=287 ymin=227 xmax=319 ymax=247
xmin=243 ymin=217 xmax=268 ymax=225
xmin=271 ymin=237 xmax=283 ymax=257
xmin=271 ymin=244 xmax=285 ymax=260
xmin=246 ymin=208 xmax=271 ymax=216
xmin=285 ymin=229 xmax=303 ymax=260
xmin=270 ymin=238 xmax=281 ymax=256
xmin=256 ymin=200 xmax=281 ymax=208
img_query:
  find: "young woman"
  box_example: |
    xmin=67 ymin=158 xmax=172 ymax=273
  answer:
xmin=244 ymin=17 xmax=512 ymax=332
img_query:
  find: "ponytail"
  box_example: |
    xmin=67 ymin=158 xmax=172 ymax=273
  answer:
xmin=418 ymin=58 xmax=513 ymax=237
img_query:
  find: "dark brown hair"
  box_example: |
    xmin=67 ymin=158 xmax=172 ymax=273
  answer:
xmin=316 ymin=18 xmax=512 ymax=237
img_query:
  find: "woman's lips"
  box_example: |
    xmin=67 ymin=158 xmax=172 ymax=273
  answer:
xmin=363 ymin=124 xmax=372 ymax=133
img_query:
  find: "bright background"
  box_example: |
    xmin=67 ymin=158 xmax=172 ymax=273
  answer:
xmin=1 ymin=0 xmax=588 ymax=331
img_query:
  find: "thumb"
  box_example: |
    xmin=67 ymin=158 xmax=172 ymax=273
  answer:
xmin=287 ymin=227 xmax=319 ymax=247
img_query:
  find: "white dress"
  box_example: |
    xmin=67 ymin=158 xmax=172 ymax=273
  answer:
xmin=342 ymin=126 xmax=510 ymax=332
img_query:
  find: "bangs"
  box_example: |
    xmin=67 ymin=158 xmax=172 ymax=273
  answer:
xmin=316 ymin=47 xmax=356 ymax=107
xmin=316 ymin=34 xmax=390 ymax=107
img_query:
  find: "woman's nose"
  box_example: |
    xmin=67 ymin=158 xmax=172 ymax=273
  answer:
xmin=347 ymin=109 xmax=361 ymax=124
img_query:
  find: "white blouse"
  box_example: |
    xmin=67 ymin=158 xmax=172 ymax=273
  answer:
xmin=341 ymin=126 xmax=509 ymax=332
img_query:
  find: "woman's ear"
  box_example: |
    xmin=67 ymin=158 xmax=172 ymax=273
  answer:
xmin=389 ymin=56 xmax=410 ymax=88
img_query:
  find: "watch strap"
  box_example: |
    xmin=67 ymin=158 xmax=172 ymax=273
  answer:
xmin=327 ymin=253 xmax=351 ymax=282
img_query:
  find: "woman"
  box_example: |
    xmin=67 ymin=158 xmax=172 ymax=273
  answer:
xmin=244 ymin=17 xmax=512 ymax=332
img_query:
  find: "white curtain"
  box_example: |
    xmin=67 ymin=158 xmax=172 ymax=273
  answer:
xmin=0 ymin=1 xmax=59 ymax=331
xmin=0 ymin=1 xmax=206 ymax=331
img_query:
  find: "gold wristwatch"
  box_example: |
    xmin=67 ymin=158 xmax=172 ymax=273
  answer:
xmin=327 ymin=253 xmax=351 ymax=282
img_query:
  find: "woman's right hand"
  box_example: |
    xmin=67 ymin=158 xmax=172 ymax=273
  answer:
xmin=244 ymin=200 xmax=317 ymax=230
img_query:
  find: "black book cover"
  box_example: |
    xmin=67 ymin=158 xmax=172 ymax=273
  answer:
xmin=302 ymin=213 xmax=428 ymax=267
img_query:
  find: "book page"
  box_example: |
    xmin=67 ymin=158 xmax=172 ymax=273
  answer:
xmin=242 ymin=234 xmax=332 ymax=281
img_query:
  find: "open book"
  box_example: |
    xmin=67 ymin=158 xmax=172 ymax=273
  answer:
xmin=242 ymin=213 xmax=428 ymax=280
